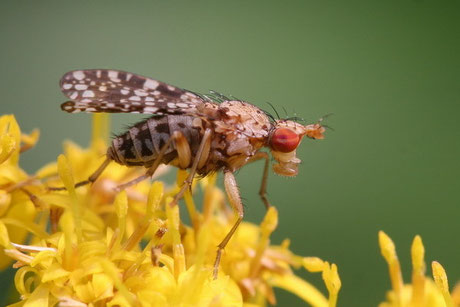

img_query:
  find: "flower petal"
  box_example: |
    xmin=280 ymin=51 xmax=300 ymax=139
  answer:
xmin=23 ymin=285 xmax=49 ymax=307
xmin=269 ymin=273 xmax=328 ymax=307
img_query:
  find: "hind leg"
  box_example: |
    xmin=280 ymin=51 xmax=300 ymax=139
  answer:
xmin=48 ymin=157 xmax=112 ymax=191
xmin=115 ymin=129 xmax=211 ymax=193
xmin=114 ymin=135 xmax=176 ymax=192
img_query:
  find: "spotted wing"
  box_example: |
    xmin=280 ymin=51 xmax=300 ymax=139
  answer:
xmin=60 ymin=69 xmax=206 ymax=115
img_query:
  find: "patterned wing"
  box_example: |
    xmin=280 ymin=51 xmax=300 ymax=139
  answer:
xmin=60 ymin=69 xmax=206 ymax=115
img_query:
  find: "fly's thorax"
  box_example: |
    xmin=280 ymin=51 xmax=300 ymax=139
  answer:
xmin=215 ymin=101 xmax=271 ymax=139
xmin=203 ymin=100 xmax=271 ymax=171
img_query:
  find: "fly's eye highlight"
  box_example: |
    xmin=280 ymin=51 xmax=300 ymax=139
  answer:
xmin=270 ymin=128 xmax=300 ymax=153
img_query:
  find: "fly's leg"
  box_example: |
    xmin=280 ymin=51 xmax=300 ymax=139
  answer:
xmin=48 ymin=157 xmax=112 ymax=191
xmin=168 ymin=128 xmax=212 ymax=207
xmin=20 ymin=187 xmax=44 ymax=208
xmin=20 ymin=187 xmax=62 ymax=233
xmin=77 ymin=157 xmax=112 ymax=187
xmin=114 ymin=134 xmax=176 ymax=191
xmin=116 ymin=129 xmax=211 ymax=193
xmin=247 ymin=152 xmax=271 ymax=209
xmin=172 ymin=131 xmax=191 ymax=169
xmin=213 ymin=170 xmax=244 ymax=279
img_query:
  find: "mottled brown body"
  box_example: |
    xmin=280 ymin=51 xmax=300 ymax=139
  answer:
xmin=109 ymin=100 xmax=273 ymax=176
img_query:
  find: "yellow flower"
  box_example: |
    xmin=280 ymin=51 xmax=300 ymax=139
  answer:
xmin=1 ymin=113 xmax=340 ymax=306
xmin=6 ymin=113 xmax=459 ymax=306
xmin=0 ymin=115 xmax=40 ymax=270
xmin=378 ymin=231 xmax=459 ymax=307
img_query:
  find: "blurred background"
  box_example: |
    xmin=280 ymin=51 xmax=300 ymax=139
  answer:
xmin=1 ymin=1 xmax=459 ymax=305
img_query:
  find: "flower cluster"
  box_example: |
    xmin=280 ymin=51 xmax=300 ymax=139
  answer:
xmin=378 ymin=231 xmax=460 ymax=306
xmin=1 ymin=113 xmax=457 ymax=306
xmin=0 ymin=114 xmax=340 ymax=306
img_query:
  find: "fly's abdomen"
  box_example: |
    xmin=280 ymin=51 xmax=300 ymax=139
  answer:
xmin=110 ymin=115 xmax=202 ymax=167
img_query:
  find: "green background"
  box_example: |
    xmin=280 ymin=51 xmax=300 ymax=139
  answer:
xmin=1 ymin=1 xmax=459 ymax=306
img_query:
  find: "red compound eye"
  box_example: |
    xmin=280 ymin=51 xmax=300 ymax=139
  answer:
xmin=270 ymin=128 xmax=300 ymax=153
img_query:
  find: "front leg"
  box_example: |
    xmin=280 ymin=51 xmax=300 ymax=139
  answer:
xmin=247 ymin=152 xmax=271 ymax=209
xmin=48 ymin=157 xmax=112 ymax=191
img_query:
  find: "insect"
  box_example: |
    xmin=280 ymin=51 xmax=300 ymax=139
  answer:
xmin=56 ymin=69 xmax=325 ymax=278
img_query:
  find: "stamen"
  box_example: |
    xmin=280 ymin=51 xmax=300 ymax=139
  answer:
xmin=146 ymin=181 xmax=163 ymax=219
xmin=322 ymin=262 xmax=341 ymax=307
xmin=303 ymin=257 xmax=326 ymax=272
xmin=166 ymin=196 xmax=185 ymax=279
xmin=100 ymin=259 xmax=136 ymax=306
xmin=114 ymin=191 xmax=128 ymax=250
xmin=0 ymin=115 xmax=21 ymax=164
xmin=0 ymin=134 xmax=16 ymax=164
xmin=11 ymin=242 xmax=57 ymax=253
xmin=378 ymin=231 xmax=403 ymax=303
xmin=57 ymin=154 xmax=82 ymax=243
xmin=269 ymin=273 xmax=328 ymax=306
xmin=250 ymin=207 xmax=278 ymax=278
xmin=410 ymin=235 xmax=425 ymax=305
xmin=19 ymin=129 xmax=40 ymax=153
xmin=0 ymin=220 xmax=10 ymax=248
xmin=177 ymin=170 xmax=199 ymax=230
xmin=432 ymin=261 xmax=455 ymax=307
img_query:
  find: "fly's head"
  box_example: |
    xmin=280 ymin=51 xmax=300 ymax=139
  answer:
xmin=268 ymin=119 xmax=325 ymax=176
